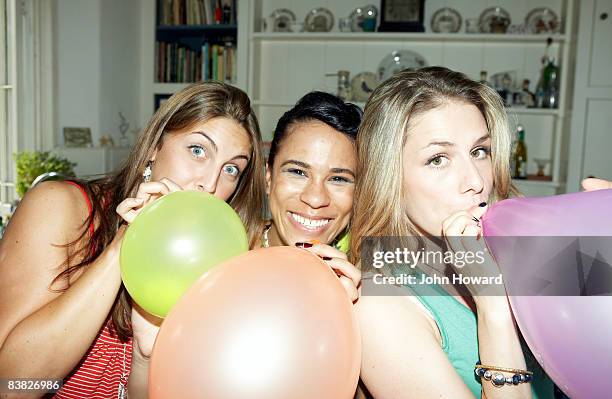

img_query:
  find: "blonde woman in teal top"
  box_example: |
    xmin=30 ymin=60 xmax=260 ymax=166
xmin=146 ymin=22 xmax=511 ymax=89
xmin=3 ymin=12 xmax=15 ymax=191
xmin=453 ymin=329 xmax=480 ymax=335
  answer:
xmin=350 ymin=67 xmax=554 ymax=398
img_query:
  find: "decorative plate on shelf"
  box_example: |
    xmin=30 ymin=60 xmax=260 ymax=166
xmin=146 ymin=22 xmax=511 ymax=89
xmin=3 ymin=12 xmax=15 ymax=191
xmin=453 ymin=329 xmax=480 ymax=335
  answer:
xmin=431 ymin=7 xmax=462 ymax=33
xmin=525 ymin=8 xmax=560 ymax=34
xmin=478 ymin=7 xmax=511 ymax=33
xmin=349 ymin=5 xmax=378 ymax=32
xmin=350 ymin=72 xmax=379 ymax=102
xmin=269 ymin=8 xmax=296 ymax=32
xmin=304 ymin=7 xmax=334 ymax=32
xmin=377 ymin=50 xmax=428 ymax=82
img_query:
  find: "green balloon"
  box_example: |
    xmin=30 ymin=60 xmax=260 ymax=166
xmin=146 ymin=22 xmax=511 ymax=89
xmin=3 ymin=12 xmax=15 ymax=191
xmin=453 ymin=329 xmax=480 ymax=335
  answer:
xmin=120 ymin=191 xmax=248 ymax=317
xmin=334 ymin=232 xmax=350 ymax=254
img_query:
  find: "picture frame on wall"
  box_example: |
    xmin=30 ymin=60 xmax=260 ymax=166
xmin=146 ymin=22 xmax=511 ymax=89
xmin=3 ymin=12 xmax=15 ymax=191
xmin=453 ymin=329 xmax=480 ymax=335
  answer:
xmin=63 ymin=127 xmax=93 ymax=148
xmin=378 ymin=0 xmax=425 ymax=32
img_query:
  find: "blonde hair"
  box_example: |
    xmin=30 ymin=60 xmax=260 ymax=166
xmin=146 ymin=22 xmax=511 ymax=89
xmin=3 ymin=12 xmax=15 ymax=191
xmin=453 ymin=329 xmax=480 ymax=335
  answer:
xmin=350 ymin=67 xmax=518 ymax=264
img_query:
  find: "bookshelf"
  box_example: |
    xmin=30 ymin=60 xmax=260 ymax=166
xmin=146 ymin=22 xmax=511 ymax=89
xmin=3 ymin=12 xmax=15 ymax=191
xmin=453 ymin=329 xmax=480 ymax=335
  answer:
xmin=140 ymin=0 xmax=238 ymax=124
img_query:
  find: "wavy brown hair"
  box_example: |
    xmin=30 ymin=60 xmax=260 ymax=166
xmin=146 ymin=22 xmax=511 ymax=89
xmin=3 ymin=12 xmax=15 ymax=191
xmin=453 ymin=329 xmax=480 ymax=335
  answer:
xmin=350 ymin=67 xmax=519 ymax=265
xmin=53 ymin=82 xmax=266 ymax=341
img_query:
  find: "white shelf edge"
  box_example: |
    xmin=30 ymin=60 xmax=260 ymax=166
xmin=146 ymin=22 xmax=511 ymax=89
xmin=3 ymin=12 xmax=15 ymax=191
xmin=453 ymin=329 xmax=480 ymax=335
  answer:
xmin=507 ymin=107 xmax=561 ymax=116
xmin=512 ymin=179 xmax=564 ymax=188
xmin=254 ymin=101 xmax=562 ymax=117
xmin=251 ymin=32 xmax=566 ymax=43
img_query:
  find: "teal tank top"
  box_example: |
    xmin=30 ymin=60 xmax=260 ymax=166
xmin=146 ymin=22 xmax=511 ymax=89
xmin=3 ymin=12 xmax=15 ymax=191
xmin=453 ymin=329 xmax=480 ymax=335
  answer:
xmin=397 ymin=268 xmax=554 ymax=398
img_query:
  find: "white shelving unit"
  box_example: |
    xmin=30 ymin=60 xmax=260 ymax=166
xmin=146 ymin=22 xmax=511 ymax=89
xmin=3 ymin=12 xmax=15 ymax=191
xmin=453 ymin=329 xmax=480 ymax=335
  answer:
xmin=238 ymin=0 xmax=577 ymax=197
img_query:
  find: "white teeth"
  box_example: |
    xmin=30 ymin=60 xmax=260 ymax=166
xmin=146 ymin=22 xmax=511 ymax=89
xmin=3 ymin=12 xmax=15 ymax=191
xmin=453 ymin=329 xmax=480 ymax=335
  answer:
xmin=290 ymin=213 xmax=330 ymax=228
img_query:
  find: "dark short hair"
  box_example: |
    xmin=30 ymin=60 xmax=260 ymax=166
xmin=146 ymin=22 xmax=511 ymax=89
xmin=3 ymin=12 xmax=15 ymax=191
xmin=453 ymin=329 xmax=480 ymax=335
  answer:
xmin=268 ymin=91 xmax=363 ymax=167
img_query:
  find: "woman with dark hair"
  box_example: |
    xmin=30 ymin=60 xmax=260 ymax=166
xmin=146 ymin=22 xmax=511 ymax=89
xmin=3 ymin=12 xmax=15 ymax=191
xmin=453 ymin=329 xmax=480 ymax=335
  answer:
xmin=258 ymin=91 xmax=363 ymax=302
xmin=0 ymin=81 xmax=266 ymax=398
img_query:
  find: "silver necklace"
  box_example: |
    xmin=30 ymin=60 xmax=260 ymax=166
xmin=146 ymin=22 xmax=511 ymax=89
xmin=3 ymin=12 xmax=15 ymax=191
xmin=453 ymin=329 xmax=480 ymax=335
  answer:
xmin=117 ymin=342 xmax=127 ymax=398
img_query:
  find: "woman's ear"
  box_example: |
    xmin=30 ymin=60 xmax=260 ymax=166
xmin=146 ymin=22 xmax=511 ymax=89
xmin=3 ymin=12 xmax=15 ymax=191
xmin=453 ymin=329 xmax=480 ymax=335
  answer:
xmin=265 ymin=163 xmax=271 ymax=196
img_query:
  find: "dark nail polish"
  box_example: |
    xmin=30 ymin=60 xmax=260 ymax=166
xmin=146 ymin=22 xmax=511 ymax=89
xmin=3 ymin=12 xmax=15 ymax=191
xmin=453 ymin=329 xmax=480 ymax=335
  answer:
xmin=322 ymin=256 xmax=333 ymax=261
xmin=587 ymin=175 xmax=597 ymax=179
xmin=295 ymin=242 xmax=313 ymax=248
xmin=472 ymin=216 xmax=480 ymax=223
xmin=479 ymin=202 xmax=487 ymax=207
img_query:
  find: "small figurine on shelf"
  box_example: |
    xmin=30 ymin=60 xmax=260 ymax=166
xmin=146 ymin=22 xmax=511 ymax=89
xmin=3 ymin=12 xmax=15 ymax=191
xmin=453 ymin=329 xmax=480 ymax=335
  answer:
xmin=521 ymin=79 xmax=536 ymax=107
xmin=528 ymin=158 xmax=552 ymax=181
xmin=222 ymin=3 xmax=231 ymax=24
xmin=214 ymin=0 xmax=222 ymax=24
xmin=118 ymin=112 xmax=130 ymax=147
xmin=99 ymin=134 xmax=115 ymax=147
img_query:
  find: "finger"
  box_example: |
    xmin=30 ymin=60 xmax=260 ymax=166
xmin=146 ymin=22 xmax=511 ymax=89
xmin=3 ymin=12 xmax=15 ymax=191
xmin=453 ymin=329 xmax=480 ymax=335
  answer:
xmin=135 ymin=181 xmax=171 ymax=201
xmin=443 ymin=214 xmax=479 ymax=253
xmin=116 ymin=198 xmax=145 ymax=223
xmin=581 ymin=177 xmax=612 ymax=191
xmin=463 ymin=224 xmax=482 ymax=239
xmin=325 ymin=257 xmax=361 ymax=288
xmin=469 ymin=204 xmax=488 ymax=220
xmin=159 ymin=178 xmax=183 ymax=192
xmin=339 ymin=275 xmax=359 ymax=303
xmin=442 ymin=211 xmax=472 ymax=236
xmin=444 ymin=213 xmax=477 ymax=236
xmin=297 ymin=243 xmax=348 ymax=261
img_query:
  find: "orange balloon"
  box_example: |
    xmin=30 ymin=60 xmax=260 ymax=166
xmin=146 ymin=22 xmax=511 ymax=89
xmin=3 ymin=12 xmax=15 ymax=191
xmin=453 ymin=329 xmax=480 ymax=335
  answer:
xmin=149 ymin=247 xmax=361 ymax=399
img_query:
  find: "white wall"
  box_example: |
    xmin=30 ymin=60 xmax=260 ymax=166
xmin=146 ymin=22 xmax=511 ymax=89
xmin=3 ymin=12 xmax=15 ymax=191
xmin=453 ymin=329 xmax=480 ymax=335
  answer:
xmin=55 ymin=0 xmax=141 ymax=147
xmin=99 ymin=0 xmax=141 ymax=144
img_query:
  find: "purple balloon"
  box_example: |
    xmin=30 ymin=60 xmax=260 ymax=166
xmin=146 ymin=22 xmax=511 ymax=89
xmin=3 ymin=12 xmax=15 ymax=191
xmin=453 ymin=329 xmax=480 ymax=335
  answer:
xmin=482 ymin=189 xmax=612 ymax=399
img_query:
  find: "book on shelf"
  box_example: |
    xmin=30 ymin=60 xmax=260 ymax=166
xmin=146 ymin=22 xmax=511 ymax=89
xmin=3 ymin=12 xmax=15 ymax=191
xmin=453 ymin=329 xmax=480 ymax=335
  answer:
xmin=155 ymin=41 xmax=236 ymax=84
xmin=158 ymin=0 xmax=236 ymax=26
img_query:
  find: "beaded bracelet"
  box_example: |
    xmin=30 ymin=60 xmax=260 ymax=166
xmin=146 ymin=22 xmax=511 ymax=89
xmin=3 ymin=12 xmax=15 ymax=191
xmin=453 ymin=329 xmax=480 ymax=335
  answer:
xmin=474 ymin=363 xmax=533 ymax=387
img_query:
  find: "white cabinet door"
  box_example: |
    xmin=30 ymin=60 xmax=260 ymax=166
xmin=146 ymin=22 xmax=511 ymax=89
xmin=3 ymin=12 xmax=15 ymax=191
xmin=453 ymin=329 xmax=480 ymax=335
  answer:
xmin=568 ymin=0 xmax=612 ymax=190
xmin=590 ymin=0 xmax=612 ymax=86
xmin=582 ymin=100 xmax=612 ymax=180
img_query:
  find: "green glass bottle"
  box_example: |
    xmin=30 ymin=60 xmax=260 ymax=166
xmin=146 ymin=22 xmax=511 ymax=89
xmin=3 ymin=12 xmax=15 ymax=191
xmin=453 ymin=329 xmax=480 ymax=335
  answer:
xmin=511 ymin=125 xmax=528 ymax=179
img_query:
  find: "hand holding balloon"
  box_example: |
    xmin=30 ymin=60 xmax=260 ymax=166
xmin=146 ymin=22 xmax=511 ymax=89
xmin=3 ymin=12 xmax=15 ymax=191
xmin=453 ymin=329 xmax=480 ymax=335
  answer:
xmin=116 ymin=178 xmax=183 ymax=224
xmin=297 ymin=243 xmax=361 ymax=302
xmin=441 ymin=204 xmax=503 ymax=297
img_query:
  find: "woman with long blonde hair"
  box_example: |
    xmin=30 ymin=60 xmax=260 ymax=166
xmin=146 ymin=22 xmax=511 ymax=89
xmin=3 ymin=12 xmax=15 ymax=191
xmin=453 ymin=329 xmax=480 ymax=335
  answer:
xmin=351 ymin=67 xmax=554 ymax=398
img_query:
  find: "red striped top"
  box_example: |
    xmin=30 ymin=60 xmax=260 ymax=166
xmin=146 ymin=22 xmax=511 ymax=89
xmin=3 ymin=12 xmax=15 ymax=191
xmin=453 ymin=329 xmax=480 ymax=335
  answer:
xmin=53 ymin=181 xmax=133 ymax=398
xmin=53 ymin=320 xmax=133 ymax=399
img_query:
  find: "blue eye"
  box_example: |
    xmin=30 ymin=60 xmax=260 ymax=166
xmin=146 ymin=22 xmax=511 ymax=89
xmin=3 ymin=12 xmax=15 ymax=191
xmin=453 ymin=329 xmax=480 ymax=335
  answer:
xmin=224 ymin=164 xmax=240 ymax=177
xmin=188 ymin=145 xmax=206 ymax=158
